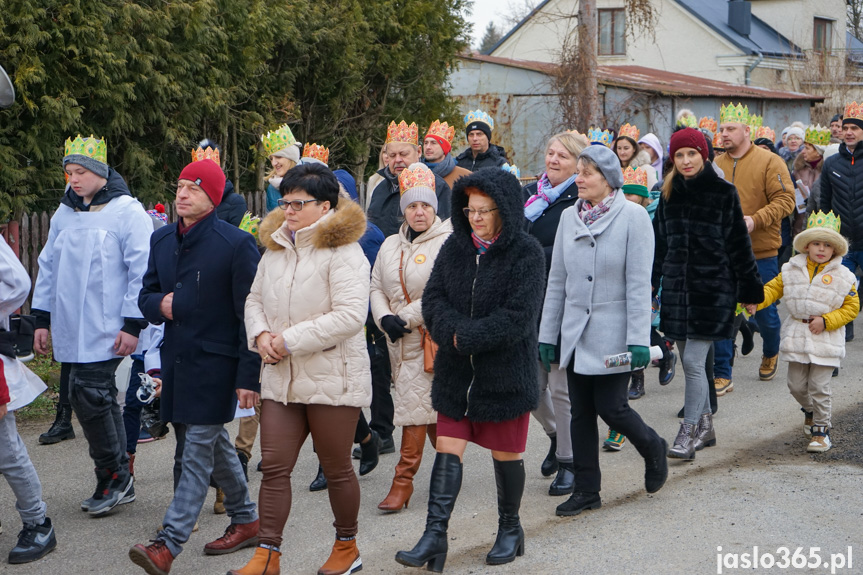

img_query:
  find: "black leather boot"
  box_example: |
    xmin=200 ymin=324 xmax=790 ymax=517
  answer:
xmin=540 ymin=435 xmax=558 ymax=477
xmin=309 ymin=464 xmax=327 ymax=492
xmin=38 ymin=403 xmax=75 ymax=444
xmin=548 ymin=461 xmax=574 ymax=496
xmin=395 ymin=452 xmax=463 ymax=573
xmin=486 ymin=459 xmax=525 ymax=565
xmin=359 ymin=430 xmax=380 ymax=476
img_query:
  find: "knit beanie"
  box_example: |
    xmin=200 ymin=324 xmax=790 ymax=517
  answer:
xmin=178 ymin=159 xmax=225 ymax=207
xmin=786 ymin=127 xmax=805 ymax=140
xmin=669 ymin=127 xmax=708 ymax=161
xmin=63 ymin=135 xmax=110 ymax=179
xmin=579 ymin=145 xmax=624 ymax=189
xmin=466 ymin=120 xmax=492 ymax=142
xmin=831 ymin=114 xmax=842 ymax=124
xmin=271 ymin=145 xmax=300 ymax=163
xmin=398 ymin=163 xmax=438 ymax=214
xmin=427 ymin=134 xmax=451 ymax=156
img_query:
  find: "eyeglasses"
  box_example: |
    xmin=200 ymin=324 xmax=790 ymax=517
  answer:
xmin=278 ymin=198 xmax=320 ymax=211
xmin=463 ymin=207 xmax=498 ymax=219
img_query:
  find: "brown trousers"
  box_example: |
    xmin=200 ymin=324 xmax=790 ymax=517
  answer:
xmin=235 ymin=402 xmax=261 ymax=459
xmin=258 ymin=400 xmax=361 ymax=546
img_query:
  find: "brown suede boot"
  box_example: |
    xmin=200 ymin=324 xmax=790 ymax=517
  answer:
xmin=229 ymin=545 xmax=281 ymax=575
xmin=318 ymin=537 xmax=361 ymax=575
xmin=378 ymin=425 xmax=426 ymax=512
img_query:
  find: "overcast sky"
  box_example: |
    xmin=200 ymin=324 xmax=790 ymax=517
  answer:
xmin=466 ymin=0 xmax=528 ymax=48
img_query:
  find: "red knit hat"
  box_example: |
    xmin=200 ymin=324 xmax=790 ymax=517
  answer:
xmin=669 ymin=128 xmax=708 ymax=161
xmin=178 ymin=159 xmax=225 ymax=207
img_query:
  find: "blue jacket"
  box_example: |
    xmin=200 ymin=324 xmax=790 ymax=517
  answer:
xmin=138 ymin=210 xmax=261 ymax=425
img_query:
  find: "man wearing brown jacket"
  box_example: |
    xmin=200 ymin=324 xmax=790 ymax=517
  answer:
xmin=714 ymin=103 xmax=795 ymax=392
xmin=422 ymin=120 xmax=471 ymax=191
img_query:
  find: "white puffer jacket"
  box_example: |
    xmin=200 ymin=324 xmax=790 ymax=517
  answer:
xmin=245 ymin=202 xmax=371 ymax=407
xmin=779 ymin=254 xmax=856 ymax=367
xmin=370 ymin=217 xmax=452 ymax=425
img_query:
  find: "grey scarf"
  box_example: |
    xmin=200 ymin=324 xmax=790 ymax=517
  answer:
xmin=425 ymin=154 xmax=456 ymax=179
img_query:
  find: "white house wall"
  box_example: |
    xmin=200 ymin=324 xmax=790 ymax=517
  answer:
xmin=749 ymin=0 xmax=845 ymax=52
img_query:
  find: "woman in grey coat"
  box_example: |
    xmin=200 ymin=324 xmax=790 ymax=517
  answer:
xmin=538 ymin=145 xmax=668 ymax=518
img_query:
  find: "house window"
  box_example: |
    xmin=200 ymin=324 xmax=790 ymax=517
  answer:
xmin=814 ymin=17 xmax=833 ymax=52
xmin=599 ymin=8 xmax=625 ymax=56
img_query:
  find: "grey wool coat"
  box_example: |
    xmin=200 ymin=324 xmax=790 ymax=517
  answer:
xmin=539 ymin=194 xmax=654 ymax=375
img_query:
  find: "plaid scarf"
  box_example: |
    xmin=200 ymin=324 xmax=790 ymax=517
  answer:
xmin=578 ymin=190 xmax=616 ymax=227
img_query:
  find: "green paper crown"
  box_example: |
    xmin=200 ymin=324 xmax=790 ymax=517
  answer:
xmin=748 ymin=114 xmax=762 ymax=141
xmin=807 ymin=210 xmax=841 ymax=234
xmin=676 ymin=115 xmax=697 ymax=129
xmin=262 ymin=124 xmax=297 ymax=156
xmin=805 ymin=124 xmax=831 ymax=147
xmin=720 ymin=102 xmax=750 ymax=126
xmin=64 ymin=134 xmax=107 ymax=164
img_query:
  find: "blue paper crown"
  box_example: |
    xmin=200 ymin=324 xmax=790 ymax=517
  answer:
xmin=501 ymin=163 xmax=520 ymax=178
xmin=588 ymin=127 xmax=613 ymax=148
xmin=463 ymin=109 xmax=495 ymax=130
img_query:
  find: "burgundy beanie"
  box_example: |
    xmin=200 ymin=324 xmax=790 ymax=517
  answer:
xmin=669 ymin=128 xmax=709 ymax=161
xmin=178 ymin=159 xmax=225 ymax=207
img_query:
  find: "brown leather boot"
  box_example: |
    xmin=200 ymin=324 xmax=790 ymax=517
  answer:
xmin=204 ymin=519 xmax=259 ymax=555
xmin=214 ymin=487 xmax=226 ymax=514
xmin=228 ymin=545 xmax=281 ymax=575
xmin=318 ymin=537 xmax=361 ymax=575
xmin=378 ymin=425 xmax=426 ymax=512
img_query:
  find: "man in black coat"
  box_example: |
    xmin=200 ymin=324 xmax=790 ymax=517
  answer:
xmin=130 ymin=159 xmax=261 ymax=574
xmin=455 ymin=109 xmax=508 ymax=171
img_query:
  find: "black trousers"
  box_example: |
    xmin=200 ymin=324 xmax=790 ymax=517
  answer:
xmin=567 ymin=365 xmax=661 ymax=493
xmin=366 ymin=319 xmax=394 ymax=440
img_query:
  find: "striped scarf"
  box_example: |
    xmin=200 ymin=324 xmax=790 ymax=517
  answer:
xmin=471 ymin=231 xmax=499 ymax=254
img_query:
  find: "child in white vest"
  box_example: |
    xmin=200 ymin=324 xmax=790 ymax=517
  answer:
xmin=746 ymin=211 xmax=859 ymax=452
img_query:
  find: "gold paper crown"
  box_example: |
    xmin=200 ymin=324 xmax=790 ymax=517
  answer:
xmin=192 ymin=146 xmax=220 ymax=165
xmin=844 ymin=101 xmax=863 ymax=121
xmin=805 ymin=125 xmax=831 ymax=147
xmin=698 ymin=117 xmax=717 ymax=133
xmin=302 ymin=143 xmax=329 ymax=164
xmin=807 ymin=210 xmax=841 ymax=234
xmin=64 ymin=135 xmax=107 ymax=164
xmin=501 ymin=163 xmax=520 ymax=178
xmin=587 ymin=127 xmax=613 ymax=148
xmin=262 ymin=125 xmax=297 ymax=156
xmin=676 ymin=115 xmax=697 ymax=129
xmin=748 ymin=115 xmax=762 ymax=141
xmin=617 ymin=123 xmax=640 ymax=141
xmin=425 ymin=120 xmax=455 ymax=144
xmin=720 ymin=102 xmax=750 ymax=126
xmin=386 ymin=121 xmax=419 ymax=145
xmin=712 ymin=131 xmax=723 ymax=148
xmin=398 ymin=163 xmax=436 ymax=195
xmin=755 ymin=126 xmax=775 ymax=142
xmin=463 ymin=109 xmax=494 ymax=130
xmin=622 ymin=166 xmax=648 ymax=188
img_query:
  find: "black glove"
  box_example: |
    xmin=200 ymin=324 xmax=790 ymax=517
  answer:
xmin=380 ymin=315 xmax=411 ymax=343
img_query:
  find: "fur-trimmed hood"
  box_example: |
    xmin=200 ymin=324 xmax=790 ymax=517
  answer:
xmin=258 ymin=200 xmax=367 ymax=251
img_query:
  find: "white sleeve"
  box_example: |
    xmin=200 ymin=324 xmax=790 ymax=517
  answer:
xmin=0 ymin=236 xmax=30 ymax=319
xmin=143 ymin=324 xmax=164 ymax=373
xmin=119 ymin=203 xmax=153 ymax=320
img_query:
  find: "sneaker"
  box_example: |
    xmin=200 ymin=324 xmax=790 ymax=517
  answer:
xmin=802 ymin=409 xmax=814 ymax=437
xmin=137 ymin=428 xmax=155 ymax=444
xmin=627 ymin=369 xmax=645 ymax=400
xmin=88 ymin=469 xmax=134 ymax=517
xmin=759 ymin=354 xmax=779 ymax=380
xmin=602 ymin=429 xmax=625 ymax=451
xmin=658 ymin=351 xmax=676 ymax=385
xmin=129 ymin=539 xmax=173 ymax=575
xmin=8 ymin=518 xmax=56 ymax=564
xmin=714 ymin=377 xmax=733 ymax=396
xmin=807 ymin=426 xmax=832 ymax=452
xmin=82 ymin=472 xmax=136 ymax=512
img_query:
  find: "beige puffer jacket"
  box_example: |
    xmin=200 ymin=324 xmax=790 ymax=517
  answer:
xmin=245 ymin=202 xmax=371 ymax=408
xmin=370 ymin=217 xmax=452 ymax=425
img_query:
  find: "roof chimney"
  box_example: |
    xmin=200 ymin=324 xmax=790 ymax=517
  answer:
xmin=728 ymin=0 xmax=751 ymax=37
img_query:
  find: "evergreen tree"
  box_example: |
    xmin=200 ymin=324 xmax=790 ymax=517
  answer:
xmin=479 ymin=22 xmax=502 ymax=54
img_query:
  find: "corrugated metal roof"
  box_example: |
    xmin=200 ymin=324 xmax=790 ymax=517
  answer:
xmin=461 ymin=53 xmax=824 ymax=102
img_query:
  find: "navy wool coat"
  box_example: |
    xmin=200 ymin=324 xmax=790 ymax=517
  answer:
xmin=138 ymin=210 xmax=261 ymax=425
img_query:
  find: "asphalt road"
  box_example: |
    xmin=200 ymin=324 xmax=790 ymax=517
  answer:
xmin=2 ymin=329 xmax=862 ymax=575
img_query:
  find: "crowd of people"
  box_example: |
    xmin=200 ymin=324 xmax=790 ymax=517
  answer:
xmin=0 ymin=100 xmax=860 ymax=575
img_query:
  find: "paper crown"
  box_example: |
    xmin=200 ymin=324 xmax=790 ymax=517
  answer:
xmin=239 ymin=212 xmax=261 ymax=239
xmin=302 ymin=143 xmax=329 ymax=164
xmin=262 ymin=125 xmax=297 ymax=156
xmin=386 ymin=121 xmax=419 ymax=145
xmin=463 ymin=109 xmax=494 ymax=130
xmin=698 ymin=117 xmax=717 ymax=134
xmin=720 ymin=102 xmax=750 ymax=126
xmin=64 ymin=135 xmax=107 ymax=164
xmin=676 ymin=115 xmax=697 ymax=129
xmin=501 ymin=163 xmax=520 ymax=178
xmin=748 ymin=115 xmax=763 ymax=141
xmin=807 ymin=210 xmax=841 ymax=234
xmin=588 ymin=127 xmax=614 ymax=148
xmin=617 ymin=123 xmax=640 ymax=141
xmin=712 ymin=131 xmax=723 ymax=148
xmin=805 ymin=125 xmax=831 ymax=147
xmin=755 ymin=126 xmax=775 ymax=142
xmin=192 ymin=146 xmax=220 ymax=165
xmin=398 ymin=163 xmax=436 ymax=195
xmin=844 ymin=101 xmax=863 ymax=122
xmin=622 ymin=166 xmax=648 ymax=188
xmin=425 ymin=120 xmax=455 ymax=144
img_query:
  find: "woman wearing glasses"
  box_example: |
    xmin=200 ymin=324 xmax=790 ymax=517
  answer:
xmin=396 ymin=168 xmax=545 ymax=571
xmin=237 ymin=163 xmax=371 ymax=575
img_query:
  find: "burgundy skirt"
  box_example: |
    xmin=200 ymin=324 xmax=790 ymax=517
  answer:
xmin=436 ymin=412 xmax=530 ymax=453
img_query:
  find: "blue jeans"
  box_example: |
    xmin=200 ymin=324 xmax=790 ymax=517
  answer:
xmin=0 ymin=412 xmax=47 ymax=527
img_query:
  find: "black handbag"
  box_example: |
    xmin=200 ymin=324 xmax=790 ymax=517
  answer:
xmin=0 ymin=314 xmax=36 ymax=360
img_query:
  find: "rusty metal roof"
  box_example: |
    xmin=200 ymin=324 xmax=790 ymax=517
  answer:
xmin=462 ymin=53 xmax=823 ymax=102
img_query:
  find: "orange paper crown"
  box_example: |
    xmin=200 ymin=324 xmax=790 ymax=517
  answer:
xmin=302 ymin=143 xmax=329 ymax=165
xmin=844 ymin=101 xmax=863 ymax=122
xmin=755 ymin=126 xmax=775 ymax=142
xmin=425 ymin=120 xmax=455 ymax=144
xmin=192 ymin=146 xmax=220 ymax=165
xmin=398 ymin=163 xmax=436 ymax=195
xmin=712 ymin=131 xmax=723 ymax=148
xmin=698 ymin=117 xmax=718 ymax=133
xmin=617 ymin=123 xmax=640 ymax=141
xmin=386 ymin=121 xmax=419 ymax=145
xmin=622 ymin=166 xmax=648 ymax=187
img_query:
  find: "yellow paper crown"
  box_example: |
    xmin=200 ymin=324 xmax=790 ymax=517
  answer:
xmin=844 ymin=101 xmax=863 ymax=122
xmin=755 ymin=126 xmax=775 ymax=142
xmin=676 ymin=115 xmax=697 ymax=129
xmin=64 ymin=134 xmax=107 ymax=164
xmin=191 ymin=146 xmax=220 ymax=165
xmin=398 ymin=163 xmax=436 ymax=195
xmin=698 ymin=117 xmax=717 ymax=133
xmin=720 ymin=102 xmax=750 ymax=126
xmin=807 ymin=210 xmax=841 ymax=234
xmin=463 ymin=109 xmax=495 ymax=130
xmin=425 ymin=120 xmax=455 ymax=144
xmin=386 ymin=121 xmax=419 ymax=145
xmin=622 ymin=166 xmax=648 ymax=187
xmin=617 ymin=123 xmax=640 ymax=141
xmin=501 ymin=163 xmax=520 ymax=178
xmin=805 ymin=125 xmax=831 ymax=147
xmin=262 ymin=125 xmax=297 ymax=156
xmin=238 ymin=212 xmax=261 ymax=239
xmin=302 ymin=143 xmax=329 ymax=164
xmin=587 ymin=127 xmax=613 ymax=147
xmin=748 ymin=115 xmax=763 ymax=141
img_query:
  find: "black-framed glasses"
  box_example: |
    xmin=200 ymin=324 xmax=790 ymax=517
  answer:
xmin=278 ymin=198 xmax=321 ymax=211
xmin=463 ymin=207 xmax=498 ymax=219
